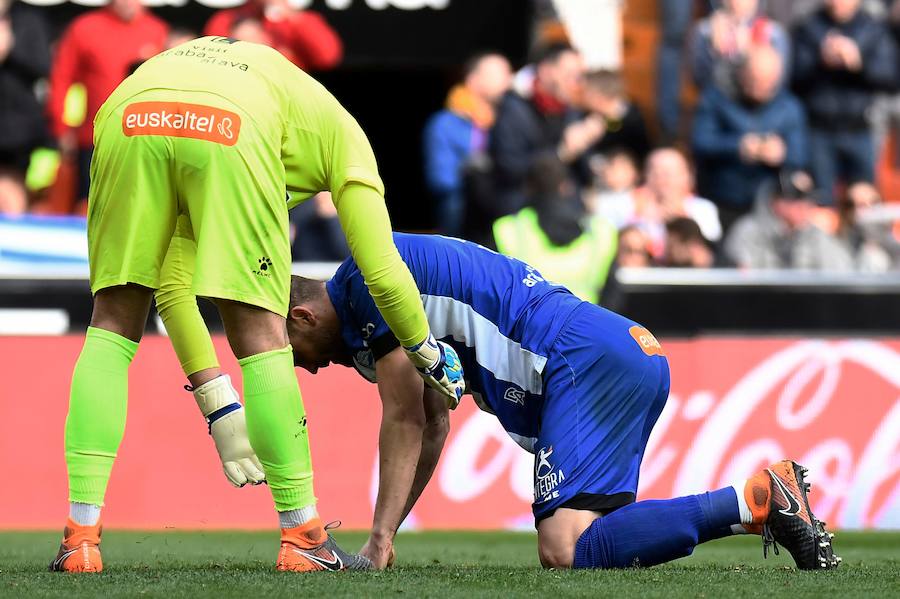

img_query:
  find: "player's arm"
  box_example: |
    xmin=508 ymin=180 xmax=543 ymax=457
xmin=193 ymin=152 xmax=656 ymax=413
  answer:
xmin=360 ymin=346 xmax=451 ymax=569
xmin=400 ymin=386 xmax=450 ymax=522
xmin=156 ymin=221 xmax=220 ymax=380
xmin=333 ymin=182 xmax=426 ymax=347
xmin=361 ymin=346 xmax=428 ymax=569
xmin=334 ymin=183 xmax=465 ymax=405
xmin=319 ymin=97 xmax=464 ymax=405
xmin=156 ymin=219 xmax=264 ymax=487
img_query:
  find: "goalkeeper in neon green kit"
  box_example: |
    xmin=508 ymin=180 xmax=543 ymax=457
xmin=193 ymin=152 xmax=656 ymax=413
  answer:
xmin=51 ymin=36 xmax=464 ymax=574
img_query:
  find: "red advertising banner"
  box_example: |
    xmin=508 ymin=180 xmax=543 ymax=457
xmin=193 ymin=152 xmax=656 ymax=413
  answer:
xmin=0 ymin=336 xmax=897 ymax=530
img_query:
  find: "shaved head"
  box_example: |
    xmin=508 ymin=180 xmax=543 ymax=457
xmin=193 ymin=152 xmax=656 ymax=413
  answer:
xmin=740 ymin=46 xmax=783 ymax=103
xmin=286 ymin=276 xmax=343 ymax=374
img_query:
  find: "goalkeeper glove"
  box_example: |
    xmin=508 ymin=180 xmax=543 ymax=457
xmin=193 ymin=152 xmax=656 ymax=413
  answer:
xmin=192 ymin=375 xmax=266 ymax=487
xmin=403 ymin=332 xmax=465 ymax=409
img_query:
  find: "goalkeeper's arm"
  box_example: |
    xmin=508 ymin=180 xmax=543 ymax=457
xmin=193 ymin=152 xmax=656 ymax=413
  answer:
xmin=155 ymin=227 xmax=220 ymax=381
xmin=156 ymin=225 xmax=264 ymax=487
xmin=332 ymin=182 xmax=428 ymax=348
xmin=334 ymin=182 xmax=465 ymax=405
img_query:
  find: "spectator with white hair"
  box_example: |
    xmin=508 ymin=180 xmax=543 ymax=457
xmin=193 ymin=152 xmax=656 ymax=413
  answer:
xmin=693 ymin=45 xmax=808 ymax=229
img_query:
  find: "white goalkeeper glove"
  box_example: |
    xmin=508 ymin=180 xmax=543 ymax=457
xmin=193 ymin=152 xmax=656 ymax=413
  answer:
xmin=192 ymin=375 xmax=266 ymax=487
xmin=403 ymin=332 xmax=465 ymax=409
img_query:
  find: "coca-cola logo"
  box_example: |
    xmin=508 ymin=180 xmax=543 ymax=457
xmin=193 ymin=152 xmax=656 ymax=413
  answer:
xmin=665 ymin=340 xmax=900 ymax=529
xmin=374 ymin=340 xmax=900 ymax=530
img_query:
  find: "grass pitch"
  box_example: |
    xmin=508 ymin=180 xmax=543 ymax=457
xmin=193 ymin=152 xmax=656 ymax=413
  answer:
xmin=1 ymin=530 xmax=897 ymax=598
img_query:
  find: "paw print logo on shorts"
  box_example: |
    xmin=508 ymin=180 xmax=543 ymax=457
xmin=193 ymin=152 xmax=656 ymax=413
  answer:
xmin=254 ymin=256 xmax=272 ymax=277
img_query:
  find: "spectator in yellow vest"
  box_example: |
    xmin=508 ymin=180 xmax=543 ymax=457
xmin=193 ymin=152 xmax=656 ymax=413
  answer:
xmin=492 ymin=155 xmax=617 ymax=304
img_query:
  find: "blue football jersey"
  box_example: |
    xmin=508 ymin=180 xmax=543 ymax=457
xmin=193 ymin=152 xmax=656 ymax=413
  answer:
xmin=325 ymin=233 xmax=586 ymax=449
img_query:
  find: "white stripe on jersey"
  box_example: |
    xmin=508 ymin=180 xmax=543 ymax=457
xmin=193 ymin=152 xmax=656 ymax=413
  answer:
xmin=421 ymin=294 xmax=548 ymax=395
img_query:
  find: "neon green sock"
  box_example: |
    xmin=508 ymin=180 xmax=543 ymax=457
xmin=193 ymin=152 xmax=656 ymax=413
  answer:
xmin=65 ymin=327 xmax=138 ymax=506
xmin=240 ymin=346 xmax=316 ymax=512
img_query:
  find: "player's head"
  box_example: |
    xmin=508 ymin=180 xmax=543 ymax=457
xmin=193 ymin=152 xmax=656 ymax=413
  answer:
xmin=462 ymin=52 xmax=513 ymax=105
xmin=534 ymin=43 xmax=584 ymax=106
xmin=286 ymin=276 xmax=343 ymax=373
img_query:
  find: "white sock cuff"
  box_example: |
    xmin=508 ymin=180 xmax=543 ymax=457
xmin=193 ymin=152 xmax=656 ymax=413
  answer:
xmin=69 ymin=502 xmax=102 ymax=526
xmin=731 ymin=480 xmax=754 ymax=525
xmin=278 ymin=504 xmax=318 ymax=529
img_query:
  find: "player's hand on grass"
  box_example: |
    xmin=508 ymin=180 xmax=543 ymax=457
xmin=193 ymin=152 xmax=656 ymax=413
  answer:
xmin=403 ymin=333 xmax=465 ymax=409
xmin=192 ymin=375 xmax=266 ymax=487
xmin=360 ymin=535 xmax=395 ymax=570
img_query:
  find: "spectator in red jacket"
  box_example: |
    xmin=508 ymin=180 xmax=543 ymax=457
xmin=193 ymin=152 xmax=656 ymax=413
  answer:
xmin=47 ymin=0 xmax=168 ymax=208
xmin=204 ymin=0 xmax=342 ymax=71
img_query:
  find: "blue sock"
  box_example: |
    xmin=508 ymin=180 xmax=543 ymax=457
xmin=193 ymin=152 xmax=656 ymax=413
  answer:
xmin=573 ymin=487 xmax=740 ymax=569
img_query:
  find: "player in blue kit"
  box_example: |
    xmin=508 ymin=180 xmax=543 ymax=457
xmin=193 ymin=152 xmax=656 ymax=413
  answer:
xmin=286 ymin=233 xmax=839 ymax=571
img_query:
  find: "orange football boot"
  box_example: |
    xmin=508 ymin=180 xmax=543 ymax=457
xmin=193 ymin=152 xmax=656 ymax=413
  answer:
xmin=743 ymin=460 xmax=840 ymax=570
xmin=48 ymin=518 xmax=103 ymax=573
xmin=276 ymin=518 xmax=371 ymax=572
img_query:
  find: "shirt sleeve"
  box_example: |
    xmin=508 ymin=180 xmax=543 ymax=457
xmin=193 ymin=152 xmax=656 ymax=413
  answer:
xmin=326 ymin=103 xmax=385 ymax=198
xmin=279 ymin=65 xmax=377 ymax=202
xmin=279 ymin=65 xmax=430 ymax=347
xmin=334 ymin=183 xmax=429 ymax=348
xmin=343 ymin=264 xmax=396 ymax=359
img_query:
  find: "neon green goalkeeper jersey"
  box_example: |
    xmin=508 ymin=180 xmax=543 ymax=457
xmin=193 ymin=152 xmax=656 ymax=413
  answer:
xmin=90 ymin=36 xmax=428 ymax=346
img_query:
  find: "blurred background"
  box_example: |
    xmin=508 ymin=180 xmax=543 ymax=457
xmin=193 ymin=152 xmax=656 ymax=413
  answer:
xmin=0 ymin=0 xmax=898 ymax=531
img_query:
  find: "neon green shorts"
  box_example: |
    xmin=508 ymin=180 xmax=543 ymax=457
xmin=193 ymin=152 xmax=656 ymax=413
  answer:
xmin=88 ymin=89 xmax=290 ymax=316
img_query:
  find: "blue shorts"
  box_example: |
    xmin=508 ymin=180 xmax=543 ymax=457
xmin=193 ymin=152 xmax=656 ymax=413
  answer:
xmin=532 ymin=302 xmax=670 ymax=523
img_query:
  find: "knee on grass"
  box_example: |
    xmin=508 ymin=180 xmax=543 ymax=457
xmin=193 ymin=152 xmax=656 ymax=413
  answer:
xmin=538 ymin=538 xmax=575 ymax=569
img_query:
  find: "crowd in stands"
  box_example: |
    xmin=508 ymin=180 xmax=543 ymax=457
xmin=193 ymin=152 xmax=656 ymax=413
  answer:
xmin=2 ymin=0 xmax=900 ymax=304
xmin=423 ymin=0 xmax=900 ymax=303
